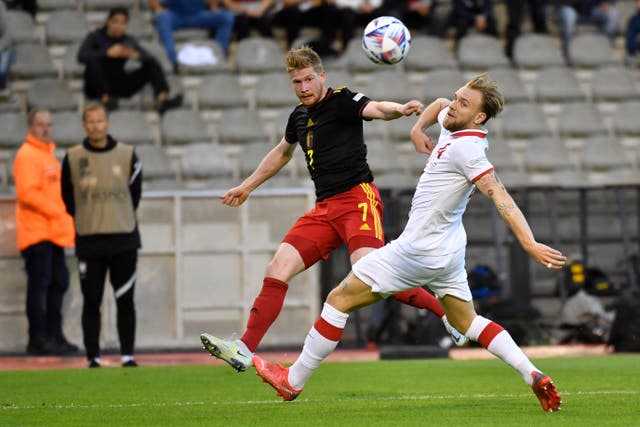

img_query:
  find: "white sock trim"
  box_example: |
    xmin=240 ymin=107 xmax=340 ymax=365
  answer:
xmin=320 ymin=303 xmax=349 ymax=329
xmin=465 ymin=315 xmax=491 ymax=341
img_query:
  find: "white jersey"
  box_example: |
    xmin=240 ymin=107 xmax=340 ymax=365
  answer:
xmin=394 ymin=107 xmax=494 ymax=259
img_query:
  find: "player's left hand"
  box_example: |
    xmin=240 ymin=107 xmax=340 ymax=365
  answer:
xmin=402 ymin=100 xmax=424 ymax=117
xmin=529 ymin=243 xmax=567 ymax=270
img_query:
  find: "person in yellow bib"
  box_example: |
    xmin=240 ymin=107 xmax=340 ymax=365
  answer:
xmin=61 ymin=102 xmax=143 ymax=368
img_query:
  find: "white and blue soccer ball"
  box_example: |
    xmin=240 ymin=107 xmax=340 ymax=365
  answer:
xmin=362 ymin=16 xmax=411 ymax=65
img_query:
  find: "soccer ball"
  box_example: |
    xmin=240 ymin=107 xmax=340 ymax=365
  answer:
xmin=362 ymin=16 xmax=411 ymax=65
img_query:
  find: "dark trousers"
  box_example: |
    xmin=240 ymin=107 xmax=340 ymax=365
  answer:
xmin=505 ymin=0 xmax=548 ymax=58
xmin=82 ymin=57 xmax=169 ymax=100
xmin=79 ymin=249 xmax=137 ymax=360
xmin=22 ymin=242 xmax=70 ymax=341
xmin=273 ymin=4 xmax=339 ymax=48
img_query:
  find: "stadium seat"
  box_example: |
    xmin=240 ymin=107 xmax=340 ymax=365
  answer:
xmin=488 ymin=138 xmax=522 ymax=173
xmin=140 ymin=41 xmax=173 ymax=74
xmin=254 ymin=73 xmax=300 ymax=109
xmin=591 ymin=66 xmax=640 ymax=103
xmin=180 ymin=142 xmax=235 ymax=181
xmin=487 ymin=67 xmax=530 ymax=104
xmin=61 ymin=42 xmax=84 ymax=79
xmin=325 ymin=70 xmax=356 ymax=90
xmin=0 ymin=93 xmax=23 ymax=113
xmin=365 ymin=70 xmax=415 ymax=104
xmin=126 ymin=10 xmax=155 ymax=41
xmin=38 ymin=0 xmax=78 ymax=11
xmin=524 ymin=137 xmax=575 ymax=180
xmin=175 ymin=40 xmax=231 ymax=75
xmin=388 ymin=115 xmax=415 ymax=144
xmin=197 ymin=74 xmax=249 ymax=110
xmin=533 ymin=66 xmax=586 ymax=103
xmin=49 ymin=111 xmax=84 ymax=147
xmin=161 ymin=109 xmax=212 ymax=145
xmin=108 ymin=110 xmax=155 ymax=145
xmin=557 ymin=102 xmax=608 ymax=138
xmin=84 ymin=0 xmax=136 ymax=12
xmin=26 ymin=78 xmax=78 ymax=111
xmin=612 ymin=100 xmax=640 ymax=137
xmin=11 ymin=43 xmax=58 ymax=79
xmin=568 ymin=33 xmax=619 ymax=69
xmin=0 ymin=112 xmax=28 ymax=148
xmin=367 ymin=139 xmax=404 ymax=175
xmin=45 ymin=10 xmax=90 ymax=45
xmin=501 ymin=102 xmax=552 ymax=140
xmin=217 ymin=108 xmax=270 ymax=145
xmin=239 ymin=141 xmax=273 ymax=178
xmin=135 ymin=144 xmax=178 ymax=183
xmin=512 ymin=33 xmax=565 ymax=69
xmin=581 ymin=136 xmax=634 ymax=175
xmin=344 ymin=37 xmax=380 ymax=73
xmin=7 ymin=10 xmax=40 ymax=45
xmin=235 ymin=37 xmax=284 ymax=74
xmin=422 ymin=68 xmax=466 ymax=103
xmin=363 ymin=119 xmax=387 ymax=141
xmin=404 ymin=35 xmax=457 ymax=72
xmin=457 ymin=34 xmax=510 ymax=71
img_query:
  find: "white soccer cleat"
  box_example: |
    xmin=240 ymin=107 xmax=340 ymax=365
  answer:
xmin=442 ymin=316 xmax=469 ymax=347
xmin=200 ymin=333 xmax=253 ymax=372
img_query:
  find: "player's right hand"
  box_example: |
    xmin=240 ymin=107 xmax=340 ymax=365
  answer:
xmin=220 ymin=186 xmax=250 ymax=207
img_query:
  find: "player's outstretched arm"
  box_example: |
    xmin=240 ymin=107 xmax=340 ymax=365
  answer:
xmin=220 ymin=138 xmax=296 ymax=207
xmin=474 ymin=172 xmax=567 ymax=269
xmin=410 ymin=98 xmax=450 ymax=154
xmin=362 ymin=99 xmax=423 ymax=121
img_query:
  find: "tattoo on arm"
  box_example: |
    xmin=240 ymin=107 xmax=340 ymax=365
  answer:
xmin=496 ymin=201 xmax=517 ymax=218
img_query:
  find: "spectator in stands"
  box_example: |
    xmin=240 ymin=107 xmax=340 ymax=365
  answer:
xmin=77 ymin=7 xmax=182 ymax=114
xmin=0 ymin=0 xmax=14 ymax=96
xmin=13 ymin=109 xmax=78 ymax=356
xmin=625 ymin=0 xmax=640 ymax=63
xmin=149 ymin=0 xmax=235 ymax=71
xmin=449 ymin=0 xmax=498 ymax=42
xmin=504 ymin=0 xmax=549 ymax=60
xmin=272 ymin=0 xmax=342 ymax=55
xmin=220 ymin=0 xmax=274 ymax=41
xmin=335 ymin=0 xmax=393 ymax=49
xmin=3 ymin=0 xmax=37 ymax=18
xmin=556 ymin=0 xmax=619 ymax=60
xmin=61 ymin=102 xmax=143 ymax=368
xmin=397 ymin=0 xmax=448 ymax=38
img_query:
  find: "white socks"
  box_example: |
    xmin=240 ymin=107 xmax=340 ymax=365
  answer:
xmin=288 ymin=303 xmax=348 ymax=389
xmin=466 ymin=315 xmax=538 ymax=386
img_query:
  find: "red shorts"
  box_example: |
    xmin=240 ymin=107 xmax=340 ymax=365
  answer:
xmin=283 ymin=182 xmax=385 ymax=268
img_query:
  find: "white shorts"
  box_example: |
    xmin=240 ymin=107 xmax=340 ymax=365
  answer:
xmin=352 ymin=240 xmax=472 ymax=301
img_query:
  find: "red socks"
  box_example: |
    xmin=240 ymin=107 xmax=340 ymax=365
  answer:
xmin=393 ymin=288 xmax=445 ymax=318
xmin=240 ymin=277 xmax=289 ymax=352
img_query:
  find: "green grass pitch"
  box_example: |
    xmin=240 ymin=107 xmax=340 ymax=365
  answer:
xmin=1 ymin=354 xmax=638 ymax=426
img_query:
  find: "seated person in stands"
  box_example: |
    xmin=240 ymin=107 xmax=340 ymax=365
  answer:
xmin=0 ymin=0 xmax=14 ymax=96
xmin=556 ymin=0 xmax=619 ymax=59
xmin=220 ymin=0 xmax=274 ymax=41
xmin=77 ymin=7 xmax=182 ymax=114
xmin=626 ymin=0 xmax=640 ymax=62
xmin=149 ymin=0 xmax=235 ymax=72
xmin=449 ymin=0 xmax=498 ymax=41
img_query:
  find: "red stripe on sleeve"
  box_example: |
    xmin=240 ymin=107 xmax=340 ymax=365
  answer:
xmin=471 ymin=167 xmax=494 ymax=184
xmin=314 ymin=317 xmax=344 ymax=341
xmin=477 ymin=322 xmax=504 ymax=348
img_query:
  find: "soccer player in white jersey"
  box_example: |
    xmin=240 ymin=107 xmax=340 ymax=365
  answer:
xmin=253 ymin=73 xmax=566 ymax=412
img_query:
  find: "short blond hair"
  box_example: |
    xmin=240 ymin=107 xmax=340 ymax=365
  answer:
xmin=82 ymin=101 xmax=108 ymax=122
xmin=466 ymin=73 xmax=504 ymax=124
xmin=284 ymin=46 xmax=324 ymax=74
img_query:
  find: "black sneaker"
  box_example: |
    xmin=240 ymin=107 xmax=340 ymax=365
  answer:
xmin=122 ymin=360 xmax=138 ymax=367
xmin=52 ymin=336 xmax=79 ymax=354
xmin=157 ymin=94 xmax=183 ymax=115
xmin=26 ymin=336 xmax=55 ymax=355
xmin=88 ymin=359 xmax=101 ymax=368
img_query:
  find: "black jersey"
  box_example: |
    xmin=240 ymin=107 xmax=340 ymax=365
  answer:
xmin=285 ymin=87 xmax=374 ymax=201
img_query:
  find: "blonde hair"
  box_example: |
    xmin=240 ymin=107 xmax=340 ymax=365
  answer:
xmin=466 ymin=73 xmax=504 ymax=124
xmin=82 ymin=101 xmax=108 ymax=122
xmin=284 ymin=46 xmax=324 ymax=74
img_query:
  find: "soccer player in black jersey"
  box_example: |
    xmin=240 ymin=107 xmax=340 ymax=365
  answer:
xmin=200 ymin=46 xmax=467 ymax=372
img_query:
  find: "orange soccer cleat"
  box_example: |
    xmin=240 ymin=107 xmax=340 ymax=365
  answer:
xmin=253 ymin=355 xmax=303 ymax=401
xmin=531 ymin=371 xmax=562 ymax=412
